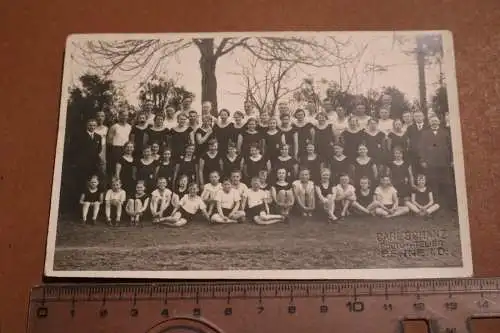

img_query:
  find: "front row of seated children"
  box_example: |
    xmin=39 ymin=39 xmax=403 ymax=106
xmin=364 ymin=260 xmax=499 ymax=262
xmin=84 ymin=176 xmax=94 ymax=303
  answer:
xmin=79 ymin=168 xmax=440 ymax=227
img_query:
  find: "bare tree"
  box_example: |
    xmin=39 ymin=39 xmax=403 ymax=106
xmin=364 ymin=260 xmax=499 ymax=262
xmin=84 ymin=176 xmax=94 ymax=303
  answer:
xmin=392 ymin=33 xmax=444 ymax=115
xmin=229 ymin=56 xmax=300 ymax=115
xmin=76 ymin=36 xmax=359 ymax=115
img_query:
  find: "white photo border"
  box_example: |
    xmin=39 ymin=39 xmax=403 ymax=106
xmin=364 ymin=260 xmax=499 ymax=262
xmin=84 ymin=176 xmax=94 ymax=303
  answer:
xmin=44 ymin=30 xmax=473 ymax=279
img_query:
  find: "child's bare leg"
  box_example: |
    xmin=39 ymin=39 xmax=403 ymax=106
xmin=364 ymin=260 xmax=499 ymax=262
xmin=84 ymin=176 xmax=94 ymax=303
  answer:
xmin=352 ymin=201 xmax=370 ymax=215
xmin=390 ymin=206 xmax=410 ymax=217
xmin=161 ymin=212 xmax=181 ymax=223
xmin=211 ymin=213 xmax=237 ymax=223
xmin=164 ymin=218 xmax=188 ymax=227
xmin=374 ymin=207 xmax=389 ymax=217
xmin=426 ymin=203 xmax=440 ymax=215
xmin=341 ymin=200 xmax=350 ymax=217
xmin=115 ymin=202 xmax=122 ymax=222
xmin=406 ymin=202 xmax=421 ymax=214
xmin=125 ymin=199 xmax=134 ymax=216
xmin=91 ymin=202 xmax=100 ymax=221
xmin=254 ymin=212 xmax=283 ymax=225
xmin=229 ymin=210 xmax=246 ymax=222
xmin=105 ymin=202 xmax=112 ymax=221
xmin=82 ymin=202 xmax=90 ymax=221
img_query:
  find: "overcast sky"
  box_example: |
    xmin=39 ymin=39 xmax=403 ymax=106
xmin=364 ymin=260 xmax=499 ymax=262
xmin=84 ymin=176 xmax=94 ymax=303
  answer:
xmin=66 ymin=32 xmax=446 ymax=112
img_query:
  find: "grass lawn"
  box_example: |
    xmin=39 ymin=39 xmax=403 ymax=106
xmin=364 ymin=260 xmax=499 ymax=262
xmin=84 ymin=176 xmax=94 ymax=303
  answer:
xmin=53 ymin=210 xmax=463 ymax=271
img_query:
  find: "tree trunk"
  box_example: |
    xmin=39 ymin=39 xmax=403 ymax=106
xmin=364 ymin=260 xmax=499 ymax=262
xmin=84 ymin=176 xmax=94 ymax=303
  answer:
xmin=197 ymin=39 xmax=218 ymax=116
xmin=416 ymin=36 xmax=427 ymax=116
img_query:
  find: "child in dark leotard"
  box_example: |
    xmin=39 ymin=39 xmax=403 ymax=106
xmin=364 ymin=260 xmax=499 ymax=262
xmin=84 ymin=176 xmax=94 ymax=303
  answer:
xmin=293 ymin=108 xmax=314 ymax=159
xmin=352 ymin=143 xmax=378 ymax=186
xmin=129 ymin=112 xmax=149 ymax=160
xmin=341 ymin=116 xmax=364 ymax=162
xmin=328 ymin=143 xmax=350 ymax=185
xmin=385 ymin=147 xmax=413 ymax=203
xmin=271 ymin=168 xmax=295 ymax=217
xmin=279 ymin=113 xmax=297 ymax=157
xmin=115 ymin=141 xmax=136 ymax=196
xmin=407 ymin=174 xmax=440 ymax=217
xmin=136 ymin=146 xmax=158 ymax=194
xmin=263 ymin=117 xmax=283 ymax=160
xmin=258 ymin=169 xmax=272 ymax=204
xmin=174 ymin=144 xmax=198 ymax=185
xmin=243 ymin=144 xmax=269 ymax=184
xmin=172 ymin=175 xmax=189 ymax=208
xmin=300 ymin=142 xmax=322 ymax=184
xmin=238 ymin=117 xmax=263 ymax=160
xmin=199 ymin=138 xmax=222 ymax=186
xmin=314 ymin=112 xmax=335 ymax=160
xmin=221 ymin=143 xmax=242 ymax=179
xmin=147 ymin=114 xmax=169 ymax=150
xmin=352 ymin=176 xmax=376 ymax=215
xmin=195 ymin=114 xmax=215 ymax=158
xmin=79 ymin=175 xmax=103 ymax=224
xmin=151 ymin=142 xmax=161 ymax=162
xmin=125 ymin=180 xmax=150 ymax=226
xmin=214 ymin=109 xmax=234 ymax=155
xmin=170 ymin=113 xmax=193 ymax=162
xmin=315 ymin=168 xmax=336 ymax=221
xmin=156 ymin=148 xmax=175 ymax=188
xmin=271 ymin=143 xmax=298 ymax=183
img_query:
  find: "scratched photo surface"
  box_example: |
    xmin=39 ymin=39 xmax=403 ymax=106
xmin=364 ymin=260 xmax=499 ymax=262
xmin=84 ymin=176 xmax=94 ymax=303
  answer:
xmin=44 ymin=31 xmax=472 ymax=279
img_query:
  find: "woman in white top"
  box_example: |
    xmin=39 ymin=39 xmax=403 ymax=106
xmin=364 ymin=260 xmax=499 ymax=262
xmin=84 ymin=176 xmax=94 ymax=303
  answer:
xmin=163 ymin=106 xmax=179 ymax=130
xmin=95 ymin=111 xmax=108 ymax=175
xmin=373 ymin=175 xmax=410 ymax=218
xmin=162 ymin=183 xmax=210 ymax=227
xmin=105 ymin=178 xmax=127 ymax=225
xmin=107 ymin=111 xmax=132 ymax=177
xmin=292 ymin=169 xmax=316 ymax=217
xmin=330 ymin=106 xmax=349 ymax=138
xmin=245 ymin=177 xmax=284 ymax=225
xmin=352 ymin=103 xmax=371 ymax=130
xmin=211 ymin=179 xmax=246 ymax=223
xmin=377 ymin=108 xmax=394 ymax=135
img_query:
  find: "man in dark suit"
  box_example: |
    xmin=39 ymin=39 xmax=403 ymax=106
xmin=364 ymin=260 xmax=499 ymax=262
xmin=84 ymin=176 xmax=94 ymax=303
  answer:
xmin=75 ymin=118 xmax=103 ymax=190
xmin=417 ymin=116 xmax=455 ymax=209
xmin=406 ymin=110 xmax=427 ymax=174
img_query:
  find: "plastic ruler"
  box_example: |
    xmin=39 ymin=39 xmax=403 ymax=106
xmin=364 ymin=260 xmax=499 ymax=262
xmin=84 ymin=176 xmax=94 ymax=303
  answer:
xmin=27 ymin=278 xmax=500 ymax=332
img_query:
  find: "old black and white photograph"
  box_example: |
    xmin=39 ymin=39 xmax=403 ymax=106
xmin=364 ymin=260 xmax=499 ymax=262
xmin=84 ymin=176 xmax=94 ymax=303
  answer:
xmin=44 ymin=31 xmax=471 ymax=279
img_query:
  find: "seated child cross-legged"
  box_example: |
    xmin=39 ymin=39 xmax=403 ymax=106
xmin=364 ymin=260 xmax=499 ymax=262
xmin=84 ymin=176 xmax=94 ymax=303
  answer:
xmin=79 ymin=175 xmax=103 ymax=225
xmin=373 ymin=175 xmax=410 ymax=218
xmin=150 ymin=177 xmax=174 ymax=224
xmin=201 ymin=171 xmax=222 ymax=217
xmin=211 ymin=178 xmax=246 ymax=223
xmin=105 ymin=178 xmax=127 ymax=226
xmin=125 ymin=180 xmax=150 ymax=226
xmin=315 ymin=168 xmax=337 ymax=222
xmin=245 ymin=177 xmax=285 ymax=225
xmin=162 ymin=183 xmax=211 ymax=227
xmin=271 ymin=168 xmax=295 ymax=218
xmin=332 ymin=173 xmax=357 ymax=218
xmin=406 ymin=174 xmax=440 ymax=217
xmin=292 ymin=169 xmax=316 ymax=217
xmin=351 ymin=176 xmax=376 ymax=215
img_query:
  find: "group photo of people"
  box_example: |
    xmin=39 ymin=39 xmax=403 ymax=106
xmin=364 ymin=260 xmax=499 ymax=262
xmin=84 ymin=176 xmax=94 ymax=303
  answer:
xmin=48 ymin=32 xmax=467 ymax=275
xmin=74 ymin=93 xmax=455 ymax=227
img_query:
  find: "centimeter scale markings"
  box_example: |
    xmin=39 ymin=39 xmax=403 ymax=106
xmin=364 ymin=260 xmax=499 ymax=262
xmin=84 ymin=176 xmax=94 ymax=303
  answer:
xmin=28 ymin=278 xmax=500 ymax=333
